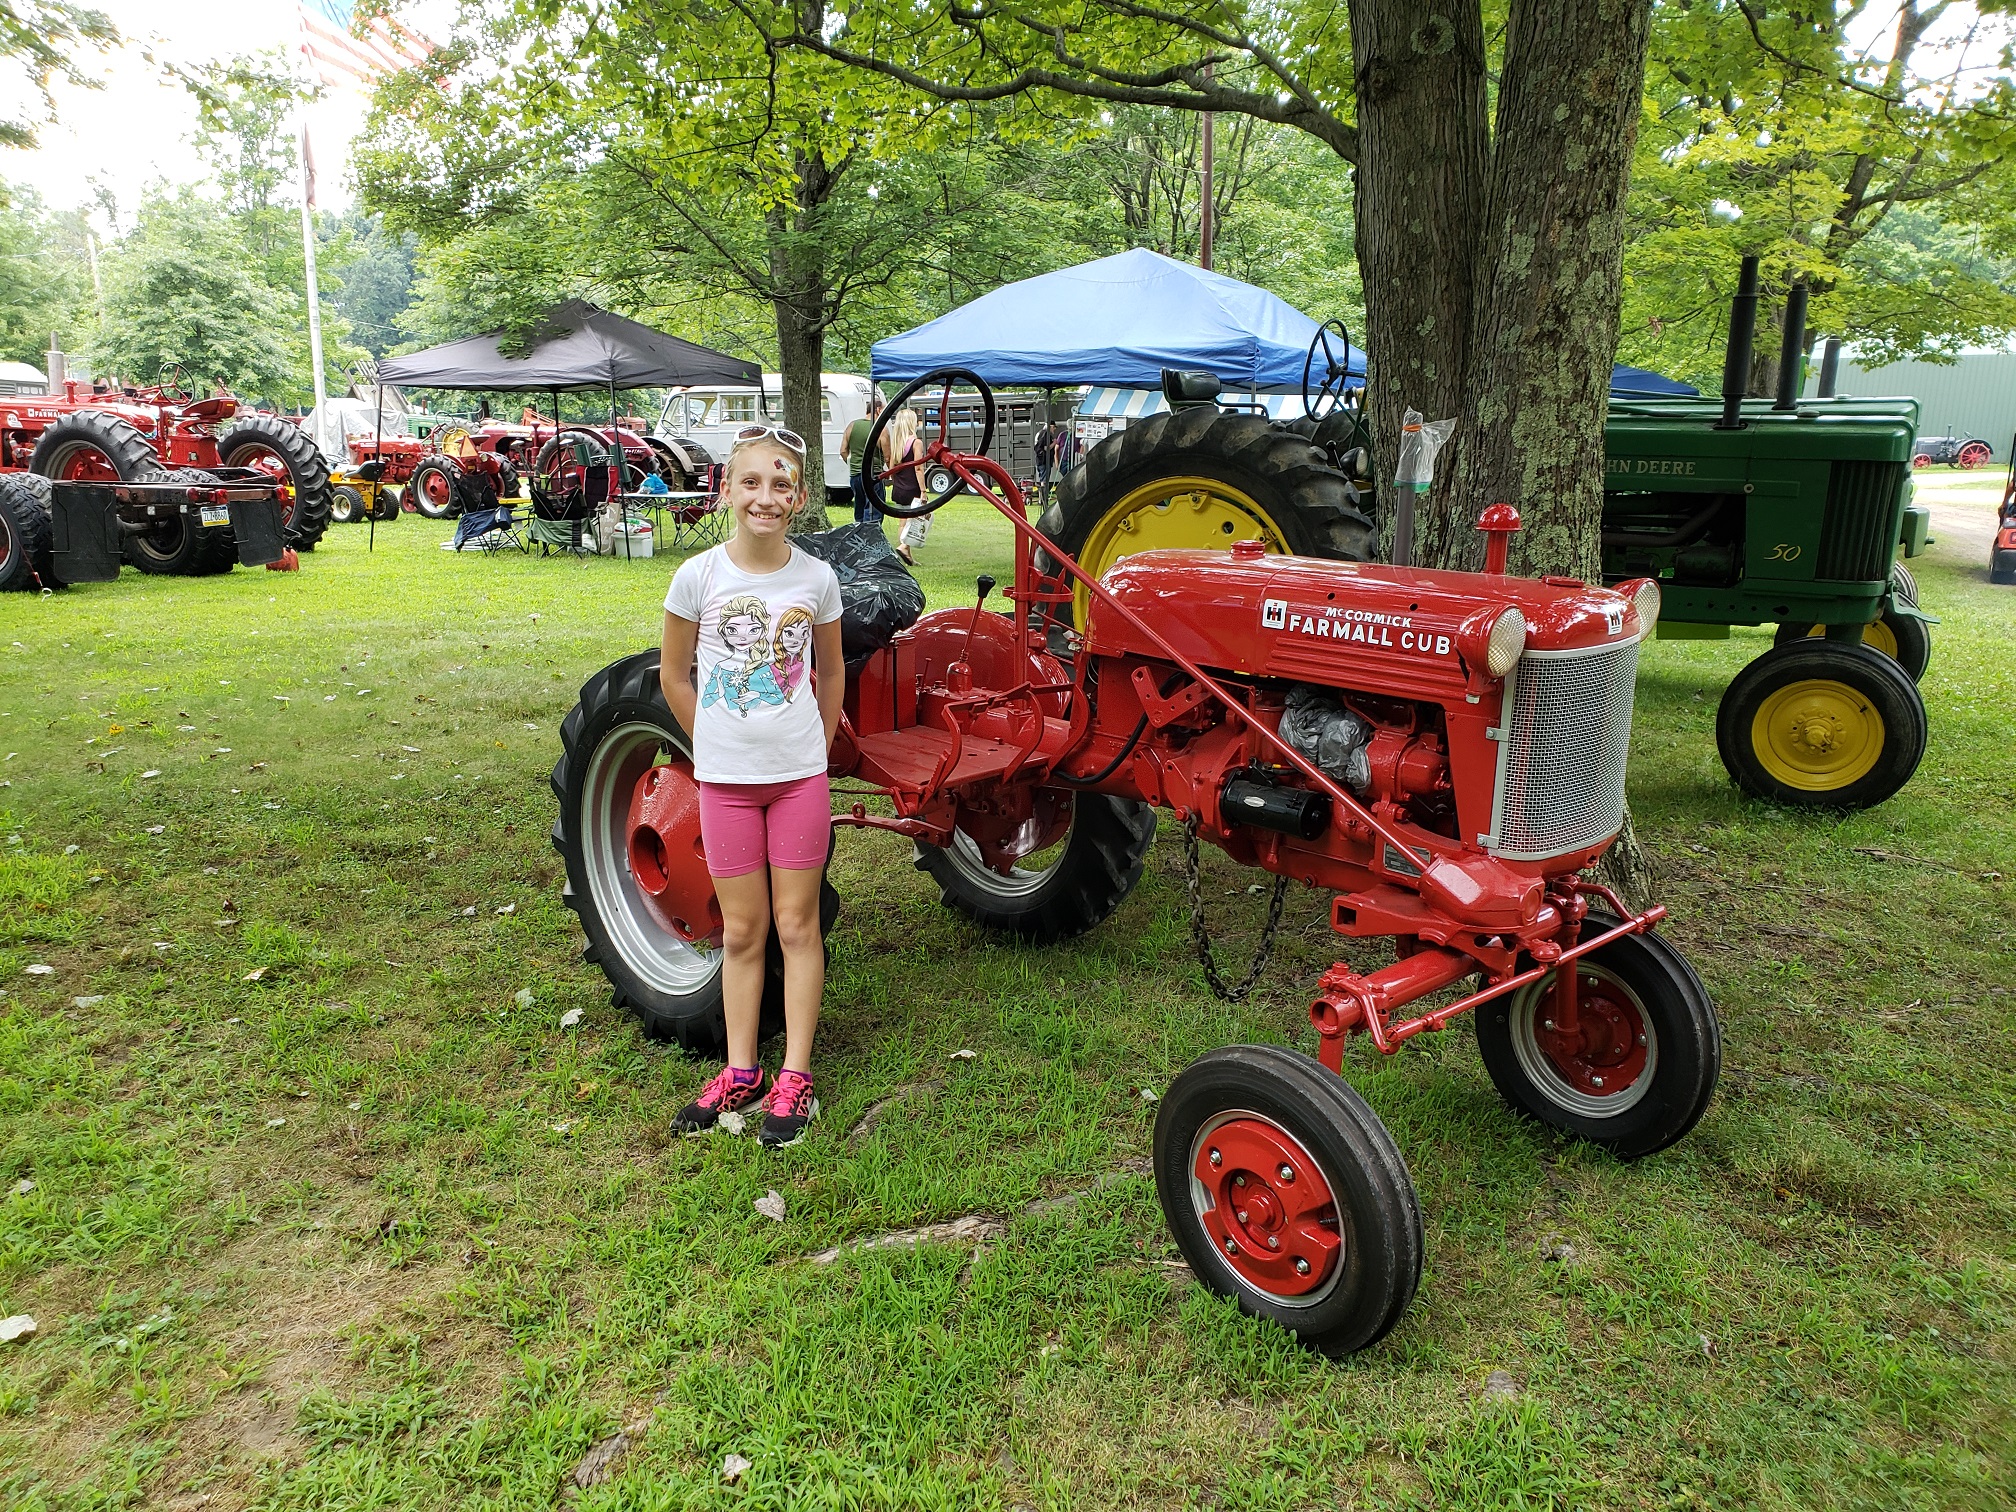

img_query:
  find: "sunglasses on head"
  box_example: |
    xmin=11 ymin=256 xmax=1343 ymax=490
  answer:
xmin=734 ymin=423 xmax=807 ymax=455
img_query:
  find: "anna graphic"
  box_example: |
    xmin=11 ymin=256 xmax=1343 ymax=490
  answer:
xmin=766 ymin=606 xmax=816 ymax=703
xmin=701 ymin=593 xmax=786 ymax=716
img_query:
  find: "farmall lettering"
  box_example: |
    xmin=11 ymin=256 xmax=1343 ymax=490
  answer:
xmin=1263 ymin=598 xmax=1455 ymax=658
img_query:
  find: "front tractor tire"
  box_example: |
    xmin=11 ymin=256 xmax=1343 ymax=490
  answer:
xmin=913 ymin=791 xmax=1155 ymax=944
xmin=1037 ymin=408 xmax=1373 ymax=626
xmin=1153 ymin=1044 xmax=1422 ymax=1357
xmin=551 ymin=650 xmax=838 ymax=1054
xmin=1716 ymin=640 xmax=1926 ymax=809
xmin=217 ymin=413 xmax=332 ymax=552
xmin=123 ymin=468 xmax=241 ymax=576
xmin=1476 ymin=917 xmax=1720 ymax=1160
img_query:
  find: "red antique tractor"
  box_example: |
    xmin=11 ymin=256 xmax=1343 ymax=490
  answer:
xmin=0 ymin=369 xmax=332 ymax=561
xmin=551 ymin=368 xmax=1719 ymax=1356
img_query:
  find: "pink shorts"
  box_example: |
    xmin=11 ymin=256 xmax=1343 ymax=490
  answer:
xmin=698 ymin=774 xmax=832 ymax=878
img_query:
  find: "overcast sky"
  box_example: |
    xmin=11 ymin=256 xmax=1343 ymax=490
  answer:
xmin=2 ymin=0 xmax=456 ymax=229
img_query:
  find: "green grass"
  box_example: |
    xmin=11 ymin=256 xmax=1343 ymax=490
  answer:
xmin=0 ymin=502 xmax=2011 ymax=1509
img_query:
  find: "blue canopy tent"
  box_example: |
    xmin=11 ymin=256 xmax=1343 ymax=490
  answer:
xmin=874 ymin=248 xmax=1697 ymax=425
xmin=872 ymin=249 xmax=1358 ymax=391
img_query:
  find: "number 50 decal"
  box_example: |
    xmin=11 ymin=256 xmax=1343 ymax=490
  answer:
xmin=1768 ymin=542 xmax=1802 ymax=561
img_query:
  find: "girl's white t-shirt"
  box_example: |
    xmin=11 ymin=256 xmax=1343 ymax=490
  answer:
xmin=665 ymin=542 xmax=843 ymax=784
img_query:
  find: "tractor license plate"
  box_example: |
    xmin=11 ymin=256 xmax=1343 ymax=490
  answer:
xmin=200 ymin=505 xmax=230 ymax=527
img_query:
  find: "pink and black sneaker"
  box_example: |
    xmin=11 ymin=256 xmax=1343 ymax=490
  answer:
xmin=759 ymin=1070 xmax=819 ymax=1149
xmin=671 ymin=1064 xmax=767 ymax=1136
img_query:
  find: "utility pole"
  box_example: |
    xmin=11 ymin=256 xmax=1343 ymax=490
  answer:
xmin=1200 ymin=87 xmax=1215 ymax=270
xmin=299 ymin=122 xmax=328 ymax=424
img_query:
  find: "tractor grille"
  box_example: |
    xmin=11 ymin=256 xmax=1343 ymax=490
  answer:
xmin=1491 ymin=639 xmax=1638 ymax=862
xmin=1816 ymin=461 xmax=1904 ymax=583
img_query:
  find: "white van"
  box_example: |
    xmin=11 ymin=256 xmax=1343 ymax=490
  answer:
xmin=656 ymin=372 xmax=874 ymax=503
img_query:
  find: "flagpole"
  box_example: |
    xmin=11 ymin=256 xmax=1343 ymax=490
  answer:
xmin=300 ymin=122 xmax=328 ymax=428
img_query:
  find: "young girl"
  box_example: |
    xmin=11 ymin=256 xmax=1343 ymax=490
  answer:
xmin=661 ymin=426 xmax=845 ymax=1148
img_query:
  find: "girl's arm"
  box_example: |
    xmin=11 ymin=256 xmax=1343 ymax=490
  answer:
xmin=660 ymin=612 xmax=701 ymax=736
xmin=813 ymin=618 xmax=845 ymax=751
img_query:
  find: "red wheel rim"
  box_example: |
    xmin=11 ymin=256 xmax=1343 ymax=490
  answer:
xmin=1189 ymin=1115 xmax=1341 ymax=1299
xmin=225 ymin=440 xmax=297 ymax=521
xmin=1911 ymin=455 xmax=1930 ymax=469
xmin=420 ymin=468 xmax=452 ymax=508
xmin=0 ymin=513 xmax=12 ymax=572
xmin=52 ymin=441 xmax=121 ymax=483
xmin=625 ymin=758 xmax=722 ymax=944
xmin=1526 ymin=970 xmax=1651 ymax=1103
xmin=1958 ymin=443 xmax=1990 ymax=469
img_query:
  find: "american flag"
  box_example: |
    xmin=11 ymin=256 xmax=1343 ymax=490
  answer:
xmin=297 ymin=1 xmax=433 ymax=92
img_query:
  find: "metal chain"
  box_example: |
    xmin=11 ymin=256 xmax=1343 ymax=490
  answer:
xmin=1181 ymin=814 xmax=1291 ymax=1002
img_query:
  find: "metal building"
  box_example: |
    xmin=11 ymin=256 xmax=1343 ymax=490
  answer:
xmin=1807 ymin=350 xmax=2016 ymax=447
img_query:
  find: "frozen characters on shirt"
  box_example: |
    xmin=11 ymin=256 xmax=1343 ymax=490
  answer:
xmin=768 ymin=606 xmax=815 ymax=703
xmin=701 ymin=593 xmax=788 ymax=717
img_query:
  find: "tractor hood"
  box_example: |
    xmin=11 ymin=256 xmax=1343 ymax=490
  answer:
xmin=1089 ymin=550 xmax=1646 ymax=699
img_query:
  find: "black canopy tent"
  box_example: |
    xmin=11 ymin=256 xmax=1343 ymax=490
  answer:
xmin=363 ymin=300 xmax=761 ymax=550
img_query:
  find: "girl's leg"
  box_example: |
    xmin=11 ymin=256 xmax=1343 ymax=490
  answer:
xmin=767 ymin=865 xmax=825 ymax=1073
xmin=712 ymin=869 xmax=772 ymax=1071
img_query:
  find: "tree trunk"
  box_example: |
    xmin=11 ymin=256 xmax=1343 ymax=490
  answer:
xmin=1345 ymin=0 xmax=1490 ymax=559
xmin=1438 ymin=0 xmax=1652 ymax=580
xmin=768 ymin=186 xmax=830 ymax=523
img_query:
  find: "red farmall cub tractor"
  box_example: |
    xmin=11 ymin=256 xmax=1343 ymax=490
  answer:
xmin=552 ymin=369 xmax=1720 ymax=1356
xmin=1 ymin=368 xmax=332 ymax=564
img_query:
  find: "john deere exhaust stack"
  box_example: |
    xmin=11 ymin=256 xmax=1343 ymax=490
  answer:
xmin=1715 ymin=255 xmax=1760 ymax=430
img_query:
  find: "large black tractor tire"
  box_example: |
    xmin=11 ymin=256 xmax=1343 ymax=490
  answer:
xmin=28 ymin=409 xmax=156 ymax=486
xmin=550 ymin=649 xmax=839 ymax=1055
xmin=1475 ymin=915 xmax=1720 ymax=1160
xmin=1993 ymin=549 xmax=2016 ymax=586
xmin=122 ymin=468 xmax=241 ymax=576
xmin=913 ymin=792 xmax=1156 ymax=944
xmin=0 ymin=473 xmax=59 ymax=591
xmin=1716 ymin=640 xmax=1926 ymax=809
xmin=409 ymin=457 xmax=464 ymax=519
xmin=217 ymin=413 xmax=332 ymax=552
xmin=1153 ymin=1044 xmax=1422 ymax=1357
xmin=1773 ymin=603 xmax=1932 ymax=683
xmin=1036 ymin=408 xmax=1373 ymax=626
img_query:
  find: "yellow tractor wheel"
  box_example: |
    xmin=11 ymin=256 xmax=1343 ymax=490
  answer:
xmin=1036 ymin=407 xmax=1372 ymax=628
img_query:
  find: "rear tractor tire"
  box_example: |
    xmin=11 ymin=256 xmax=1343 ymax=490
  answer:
xmin=409 ymin=457 xmax=463 ymax=519
xmin=123 ymin=468 xmax=241 ymax=577
xmin=1475 ymin=916 xmax=1720 ymax=1160
xmin=550 ymin=649 xmax=838 ymax=1054
xmin=913 ymin=791 xmax=1156 ymax=944
xmin=1153 ymin=1044 xmax=1422 ymax=1356
xmin=1715 ymin=640 xmax=1926 ymax=809
xmin=217 ymin=413 xmax=332 ymax=552
xmin=1036 ymin=407 xmax=1373 ymax=627
xmin=0 ymin=473 xmax=59 ymax=591
xmin=28 ymin=409 xmax=156 ymax=486
xmin=1773 ymin=602 xmax=1931 ymax=683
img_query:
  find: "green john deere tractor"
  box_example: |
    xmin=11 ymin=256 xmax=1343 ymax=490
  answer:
xmin=1036 ymin=261 xmax=1932 ymax=811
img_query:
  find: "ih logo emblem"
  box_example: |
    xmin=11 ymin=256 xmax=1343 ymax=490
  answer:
xmin=1261 ymin=598 xmax=1288 ymax=630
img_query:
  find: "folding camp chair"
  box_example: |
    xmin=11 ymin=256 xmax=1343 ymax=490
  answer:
xmin=526 ymin=514 xmax=593 ymax=557
xmin=450 ymin=504 xmax=528 ymax=554
xmin=657 ymin=490 xmax=727 ymax=552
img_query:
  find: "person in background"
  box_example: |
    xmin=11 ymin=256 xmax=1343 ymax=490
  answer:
xmin=1033 ymin=417 xmax=1060 ymax=507
xmin=884 ymin=408 xmax=927 ymax=564
xmin=843 ymin=392 xmax=884 ymax=524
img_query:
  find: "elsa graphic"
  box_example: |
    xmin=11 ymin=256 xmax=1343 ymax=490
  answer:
xmin=701 ymin=594 xmax=786 ymax=716
xmin=765 ymin=606 xmax=815 ymax=703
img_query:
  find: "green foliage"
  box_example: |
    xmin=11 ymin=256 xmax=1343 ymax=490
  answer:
xmin=0 ymin=0 xmax=116 ymax=148
xmin=322 ymin=211 xmax=417 ymax=358
xmin=0 ymin=184 xmax=90 ymax=366
xmin=1621 ymin=2 xmax=2016 ymax=385
xmin=87 ymin=191 xmax=301 ymax=399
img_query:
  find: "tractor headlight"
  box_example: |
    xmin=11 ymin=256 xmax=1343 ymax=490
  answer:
xmin=1631 ymin=580 xmax=1661 ymax=635
xmin=1485 ymin=607 xmax=1527 ymax=677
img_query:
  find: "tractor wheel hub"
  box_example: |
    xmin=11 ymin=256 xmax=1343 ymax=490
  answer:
xmin=625 ymin=760 xmax=721 ymax=945
xmin=1192 ymin=1117 xmax=1340 ymax=1298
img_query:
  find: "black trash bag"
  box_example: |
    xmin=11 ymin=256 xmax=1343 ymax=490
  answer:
xmin=794 ymin=522 xmax=925 ymax=660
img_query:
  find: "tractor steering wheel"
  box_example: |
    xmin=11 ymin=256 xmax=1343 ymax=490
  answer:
xmin=157 ymin=361 xmax=192 ymax=402
xmin=1300 ymin=319 xmax=1354 ymax=422
xmin=861 ymin=367 xmax=996 ymax=518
